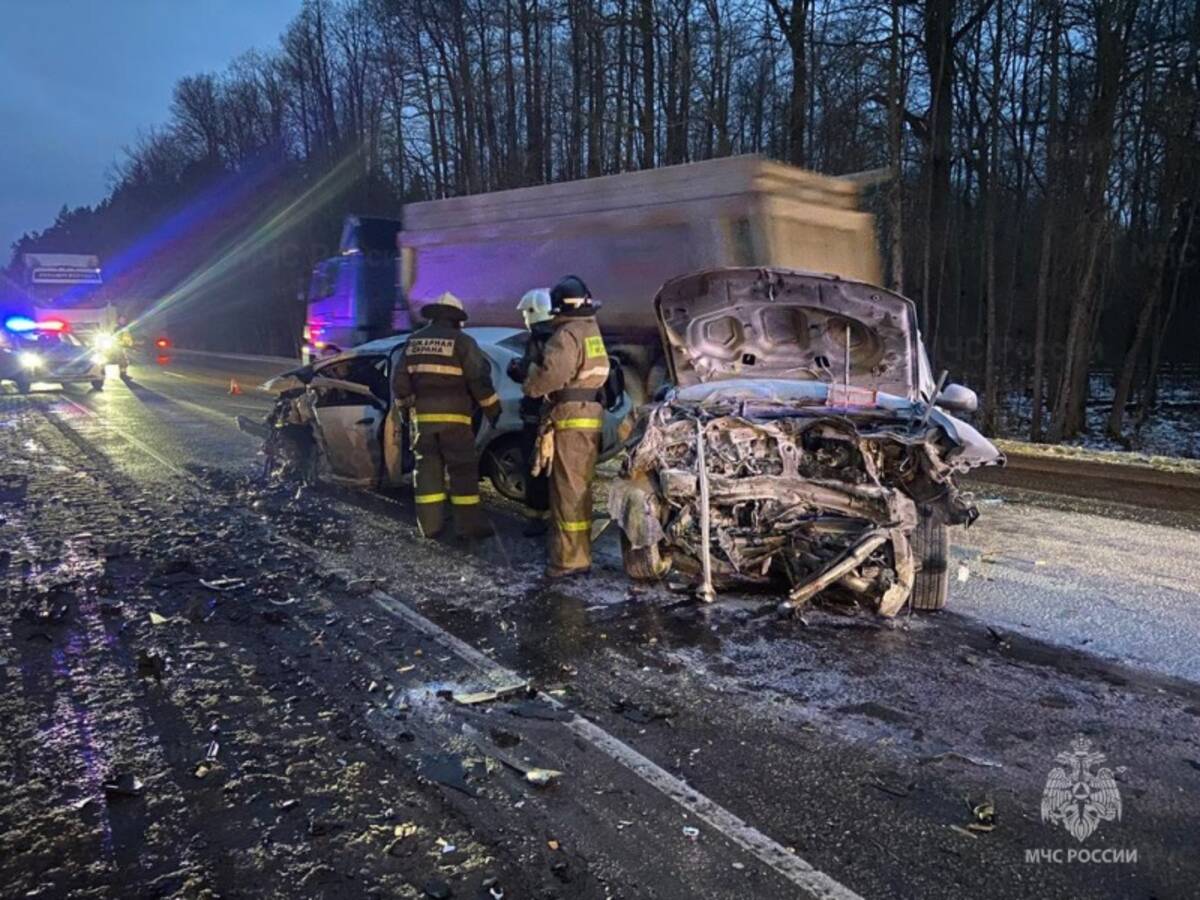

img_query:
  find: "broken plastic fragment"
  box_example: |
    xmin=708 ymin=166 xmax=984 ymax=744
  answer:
xmin=200 ymin=576 xmax=246 ymax=592
xmin=102 ymin=773 xmax=143 ymax=799
xmin=148 ymin=611 xmax=169 ymax=625
xmin=682 ymin=826 xmax=700 ymax=840
xmin=451 ymin=682 xmax=527 ymax=706
xmin=394 ymin=821 xmax=418 ymax=839
xmin=524 ymin=768 xmax=563 ymax=787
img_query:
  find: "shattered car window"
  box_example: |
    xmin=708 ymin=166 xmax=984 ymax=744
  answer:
xmin=313 ymin=355 xmax=389 ymax=406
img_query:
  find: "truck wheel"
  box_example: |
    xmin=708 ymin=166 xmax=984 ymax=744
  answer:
xmin=484 ymin=436 xmax=528 ymax=503
xmin=909 ymin=513 xmax=950 ymax=611
xmin=620 ymin=532 xmax=670 ymax=581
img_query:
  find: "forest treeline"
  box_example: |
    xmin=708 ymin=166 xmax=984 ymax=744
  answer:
xmin=8 ymin=0 xmax=1199 ymax=441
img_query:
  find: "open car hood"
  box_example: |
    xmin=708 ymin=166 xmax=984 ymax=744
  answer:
xmin=655 ymin=268 xmax=927 ymax=403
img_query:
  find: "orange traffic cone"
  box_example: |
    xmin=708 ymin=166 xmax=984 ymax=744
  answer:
xmin=229 ymin=379 xmax=242 ymax=396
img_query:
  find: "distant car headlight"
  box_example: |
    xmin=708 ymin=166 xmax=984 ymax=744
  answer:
xmin=93 ymin=332 xmax=117 ymax=352
xmin=92 ymin=353 xmax=108 ymax=365
xmin=18 ymin=352 xmax=42 ymax=370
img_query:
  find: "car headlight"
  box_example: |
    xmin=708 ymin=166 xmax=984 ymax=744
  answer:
xmin=92 ymin=353 xmax=108 ymax=365
xmin=18 ymin=352 xmax=42 ymax=370
xmin=93 ymin=333 xmax=117 ymax=352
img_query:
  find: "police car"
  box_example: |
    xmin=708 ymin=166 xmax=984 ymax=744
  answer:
xmin=1 ymin=316 xmax=107 ymax=394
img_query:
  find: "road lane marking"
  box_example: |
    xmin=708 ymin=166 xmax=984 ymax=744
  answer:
xmin=50 ymin=394 xmax=865 ymax=900
xmin=367 ymin=588 xmax=863 ymax=899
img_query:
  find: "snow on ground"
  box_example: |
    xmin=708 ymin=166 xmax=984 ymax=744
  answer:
xmin=995 ymin=371 xmax=1200 ymax=459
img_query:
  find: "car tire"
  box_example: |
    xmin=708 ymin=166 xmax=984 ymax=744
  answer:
xmin=15 ymin=377 xmax=31 ymax=395
xmin=910 ymin=512 xmax=950 ymax=611
xmin=620 ymin=531 xmax=670 ymax=581
xmin=484 ymin=435 xmax=529 ymax=503
xmin=91 ymin=379 xmax=105 ymax=391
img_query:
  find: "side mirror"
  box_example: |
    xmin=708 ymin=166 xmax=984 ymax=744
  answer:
xmin=936 ymin=383 xmax=978 ymax=414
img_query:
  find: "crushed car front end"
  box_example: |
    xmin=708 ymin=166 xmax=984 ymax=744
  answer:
xmin=609 ymin=268 xmax=1002 ymax=615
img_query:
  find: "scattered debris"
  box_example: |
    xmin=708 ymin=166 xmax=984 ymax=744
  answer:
xmin=965 ymin=799 xmax=996 ymax=833
xmin=867 ymin=778 xmax=912 ymax=798
xmin=422 ymin=878 xmax=452 ymax=899
xmin=611 ymin=697 xmax=674 ymax=724
xmin=547 ymin=839 xmax=560 ymax=851
xmin=148 ymin=611 xmax=170 ymax=626
xmin=200 ymin=576 xmax=247 ymax=592
xmin=451 ymin=682 xmax=528 ymax=706
xmin=102 ymin=773 xmax=144 ymax=800
xmin=394 ymin=822 xmax=418 ymax=839
xmin=525 ymin=768 xmax=563 ymax=787
xmin=508 ymin=699 xmax=572 ymax=722
xmin=682 ymin=826 xmax=700 ymax=841
xmin=420 ymin=754 xmax=476 ymax=797
xmin=136 ymin=648 xmax=167 ymax=680
xmin=920 ymin=751 xmax=1002 ymax=769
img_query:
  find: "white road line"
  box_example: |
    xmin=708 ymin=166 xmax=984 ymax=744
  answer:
xmin=368 ymin=589 xmax=863 ymax=900
xmin=54 ymin=396 xmax=865 ymax=900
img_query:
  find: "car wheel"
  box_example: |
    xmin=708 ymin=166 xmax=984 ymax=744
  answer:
xmin=620 ymin=531 xmax=670 ymax=581
xmin=909 ymin=512 xmax=950 ymax=611
xmin=15 ymin=377 xmax=31 ymax=395
xmin=91 ymin=379 xmax=105 ymax=391
xmin=485 ymin=436 xmax=528 ymax=503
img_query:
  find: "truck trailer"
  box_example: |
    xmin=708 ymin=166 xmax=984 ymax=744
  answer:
xmin=303 ymin=155 xmax=883 ymax=399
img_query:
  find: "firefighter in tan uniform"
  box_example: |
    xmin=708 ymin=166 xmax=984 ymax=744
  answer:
xmin=523 ymin=276 xmax=609 ymax=578
xmin=392 ymin=293 xmax=501 ymax=539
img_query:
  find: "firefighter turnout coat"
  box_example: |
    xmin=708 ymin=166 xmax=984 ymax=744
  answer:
xmin=523 ymin=313 xmax=610 ymax=574
xmin=392 ymin=322 xmax=501 ymax=537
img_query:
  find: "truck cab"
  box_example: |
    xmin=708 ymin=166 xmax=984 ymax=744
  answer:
xmin=302 ymin=216 xmax=413 ymax=363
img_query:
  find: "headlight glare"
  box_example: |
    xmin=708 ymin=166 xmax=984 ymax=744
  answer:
xmin=93 ymin=333 xmax=117 ymax=352
xmin=18 ymin=352 xmax=42 ymax=370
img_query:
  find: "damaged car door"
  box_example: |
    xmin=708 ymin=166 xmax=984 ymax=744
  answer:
xmin=307 ymin=355 xmax=391 ymax=487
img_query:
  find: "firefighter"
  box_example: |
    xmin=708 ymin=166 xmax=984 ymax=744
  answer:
xmin=506 ymin=288 xmax=555 ymax=536
xmin=392 ymin=292 xmax=501 ymax=540
xmin=523 ymin=276 xmax=609 ymax=578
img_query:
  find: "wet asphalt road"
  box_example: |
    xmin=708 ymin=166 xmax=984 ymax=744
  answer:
xmin=7 ymin=353 xmax=1200 ymax=899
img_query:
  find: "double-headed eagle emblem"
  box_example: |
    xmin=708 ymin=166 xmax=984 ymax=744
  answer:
xmin=1041 ymin=735 xmax=1122 ymax=842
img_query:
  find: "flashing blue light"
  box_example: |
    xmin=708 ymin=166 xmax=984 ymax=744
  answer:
xmin=4 ymin=316 xmax=38 ymax=333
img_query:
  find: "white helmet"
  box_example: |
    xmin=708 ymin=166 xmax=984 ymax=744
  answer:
xmin=517 ymin=288 xmax=553 ymax=330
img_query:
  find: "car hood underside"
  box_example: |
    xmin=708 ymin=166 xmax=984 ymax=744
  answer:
xmin=654 ymin=268 xmax=922 ymax=403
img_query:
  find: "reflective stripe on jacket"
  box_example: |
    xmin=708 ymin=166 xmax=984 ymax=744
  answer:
xmin=522 ymin=315 xmax=609 ymax=425
xmin=391 ymin=322 xmax=500 ymax=423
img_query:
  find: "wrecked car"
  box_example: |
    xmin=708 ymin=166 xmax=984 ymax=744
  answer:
xmin=239 ymin=327 xmax=632 ymax=500
xmin=609 ymin=268 xmax=1002 ymax=615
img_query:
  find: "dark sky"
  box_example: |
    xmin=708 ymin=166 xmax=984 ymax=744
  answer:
xmin=0 ymin=0 xmax=300 ymax=257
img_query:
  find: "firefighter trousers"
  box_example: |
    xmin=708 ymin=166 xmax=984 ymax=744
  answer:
xmin=412 ymin=423 xmax=487 ymax=538
xmin=548 ymin=410 xmax=601 ymax=575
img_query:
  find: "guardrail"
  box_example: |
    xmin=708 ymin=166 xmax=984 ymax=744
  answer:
xmin=966 ymin=440 xmax=1200 ymax=513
